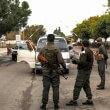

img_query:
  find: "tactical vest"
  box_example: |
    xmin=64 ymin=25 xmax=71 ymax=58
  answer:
xmin=43 ymin=47 xmax=58 ymax=65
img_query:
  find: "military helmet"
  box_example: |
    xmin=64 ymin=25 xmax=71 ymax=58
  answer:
xmin=96 ymin=37 xmax=102 ymax=42
xmin=47 ymin=34 xmax=55 ymax=42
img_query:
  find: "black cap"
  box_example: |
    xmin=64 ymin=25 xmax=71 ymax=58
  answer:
xmin=47 ymin=34 xmax=55 ymax=42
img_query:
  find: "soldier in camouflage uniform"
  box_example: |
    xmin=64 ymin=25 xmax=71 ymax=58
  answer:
xmin=38 ymin=34 xmax=67 ymax=110
xmin=95 ymin=37 xmax=108 ymax=90
xmin=66 ymin=40 xmax=94 ymax=106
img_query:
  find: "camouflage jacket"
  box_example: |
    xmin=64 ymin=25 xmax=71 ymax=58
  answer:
xmin=37 ymin=42 xmax=66 ymax=76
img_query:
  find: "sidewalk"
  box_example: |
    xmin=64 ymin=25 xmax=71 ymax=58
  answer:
xmin=0 ymin=48 xmax=7 ymax=56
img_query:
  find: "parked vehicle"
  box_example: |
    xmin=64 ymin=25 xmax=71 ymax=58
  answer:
xmin=11 ymin=41 xmax=35 ymax=69
xmin=35 ymin=36 xmax=70 ymax=73
xmin=11 ymin=37 xmax=70 ymax=74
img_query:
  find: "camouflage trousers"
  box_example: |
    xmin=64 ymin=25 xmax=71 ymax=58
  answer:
xmin=73 ymin=69 xmax=92 ymax=100
xmin=42 ymin=75 xmax=60 ymax=105
xmin=97 ymin=60 xmax=106 ymax=87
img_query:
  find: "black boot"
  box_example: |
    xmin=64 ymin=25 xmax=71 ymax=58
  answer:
xmin=96 ymin=86 xmax=105 ymax=90
xmin=40 ymin=104 xmax=46 ymax=110
xmin=82 ymin=100 xmax=94 ymax=105
xmin=54 ymin=104 xmax=59 ymax=110
xmin=66 ymin=100 xmax=77 ymax=106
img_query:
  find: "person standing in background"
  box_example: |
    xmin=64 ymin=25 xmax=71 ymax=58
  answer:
xmin=95 ymin=37 xmax=108 ymax=90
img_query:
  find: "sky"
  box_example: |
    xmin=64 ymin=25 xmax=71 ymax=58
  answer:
xmin=20 ymin=0 xmax=108 ymax=35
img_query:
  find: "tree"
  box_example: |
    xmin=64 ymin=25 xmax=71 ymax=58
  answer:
xmin=24 ymin=25 xmax=46 ymax=43
xmin=92 ymin=14 xmax=110 ymax=41
xmin=71 ymin=16 xmax=100 ymax=40
xmin=0 ymin=0 xmax=31 ymax=37
xmin=71 ymin=1 xmax=110 ymax=41
xmin=53 ymin=27 xmax=66 ymax=38
xmin=89 ymin=16 xmax=100 ymax=40
xmin=73 ymin=20 xmax=91 ymax=40
xmin=108 ymin=0 xmax=110 ymax=7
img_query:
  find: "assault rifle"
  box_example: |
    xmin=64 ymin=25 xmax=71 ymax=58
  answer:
xmin=38 ymin=55 xmax=68 ymax=80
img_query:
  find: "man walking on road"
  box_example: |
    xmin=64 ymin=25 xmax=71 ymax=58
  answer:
xmin=66 ymin=40 xmax=94 ymax=106
xmin=38 ymin=34 xmax=67 ymax=110
xmin=95 ymin=37 xmax=108 ymax=90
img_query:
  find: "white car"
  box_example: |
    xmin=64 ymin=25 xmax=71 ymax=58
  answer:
xmin=11 ymin=42 xmax=36 ymax=69
xmin=35 ymin=36 xmax=70 ymax=73
xmin=11 ymin=37 xmax=70 ymax=74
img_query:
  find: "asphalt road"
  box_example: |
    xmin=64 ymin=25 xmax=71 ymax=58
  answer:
xmin=0 ymin=56 xmax=110 ymax=110
xmin=0 ymin=55 xmax=11 ymax=66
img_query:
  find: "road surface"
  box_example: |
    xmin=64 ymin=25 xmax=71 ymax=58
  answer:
xmin=0 ymin=55 xmax=110 ymax=110
xmin=0 ymin=47 xmax=110 ymax=110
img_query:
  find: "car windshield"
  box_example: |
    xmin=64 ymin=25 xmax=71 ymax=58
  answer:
xmin=37 ymin=38 xmax=68 ymax=52
xmin=15 ymin=43 xmax=28 ymax=50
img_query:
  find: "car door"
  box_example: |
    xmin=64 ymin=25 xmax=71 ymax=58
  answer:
xmin=16 ymin=43 xmax=36 ymax=68
xmin=17 ymin=49 xmax=35 ymax=63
